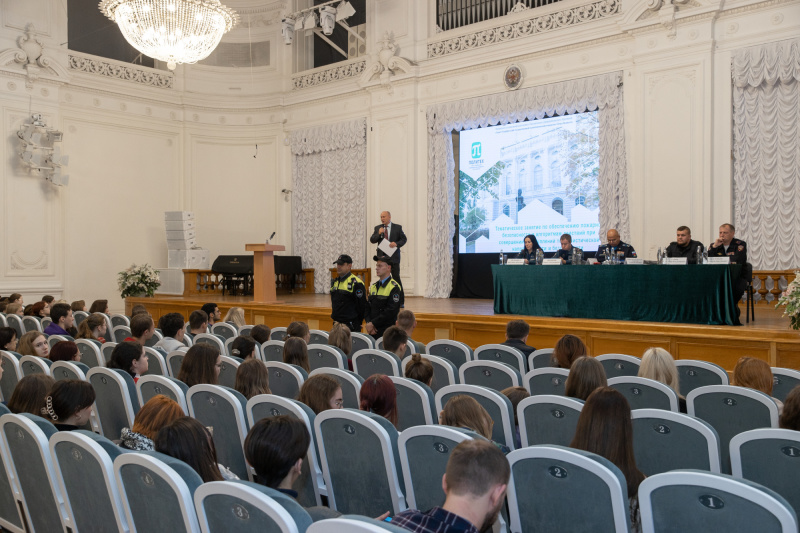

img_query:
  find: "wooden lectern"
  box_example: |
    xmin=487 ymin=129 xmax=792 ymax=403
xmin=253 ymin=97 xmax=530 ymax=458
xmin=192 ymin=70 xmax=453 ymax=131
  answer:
xmin=245 ymin=243 xmax=285 ymax=303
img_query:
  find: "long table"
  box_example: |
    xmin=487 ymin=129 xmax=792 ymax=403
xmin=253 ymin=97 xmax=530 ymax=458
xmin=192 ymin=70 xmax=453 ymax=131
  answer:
xmin=492 ymin=264 xmax=741 ymax=325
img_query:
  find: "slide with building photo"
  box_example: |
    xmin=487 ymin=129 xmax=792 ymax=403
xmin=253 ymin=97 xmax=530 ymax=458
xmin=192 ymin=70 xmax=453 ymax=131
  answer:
xmin=458 ymin=112 xmax=602 ymax=254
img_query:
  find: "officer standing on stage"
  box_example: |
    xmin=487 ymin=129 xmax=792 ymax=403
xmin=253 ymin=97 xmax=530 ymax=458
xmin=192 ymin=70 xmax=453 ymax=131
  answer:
xmin=365 ymin=255 xmax=403 ymax=339
xmin=330 ymin=254 xmax=366 ymax=332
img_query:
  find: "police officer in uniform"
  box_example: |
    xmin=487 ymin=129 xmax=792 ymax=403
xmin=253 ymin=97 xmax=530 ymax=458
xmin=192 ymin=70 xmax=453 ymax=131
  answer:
xmin=708 ymin=223 xmax=748 ymax=320
xmin=330 ymin=254 xmax=366 ymax=332
xmin=365 ymin=255 xmax=403 ymax=340
xmin=596 ymin=229 xmax=637 ymax=263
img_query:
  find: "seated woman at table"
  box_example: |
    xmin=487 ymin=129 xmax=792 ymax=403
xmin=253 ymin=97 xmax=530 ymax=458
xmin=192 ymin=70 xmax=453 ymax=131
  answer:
xmin=516 ymin=234 xmax=542 ymax=264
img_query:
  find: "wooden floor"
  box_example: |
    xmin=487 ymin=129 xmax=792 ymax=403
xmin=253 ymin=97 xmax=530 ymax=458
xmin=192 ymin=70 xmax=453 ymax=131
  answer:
xmin=128 ymin=293 xmax=800 ymax=372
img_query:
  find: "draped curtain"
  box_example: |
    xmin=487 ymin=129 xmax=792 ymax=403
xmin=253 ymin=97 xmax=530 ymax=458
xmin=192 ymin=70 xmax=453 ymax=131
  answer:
xmin=291 ymin=118 xmax=367 ymax=293
xmin=732 ymin=38 xmax=800 ymax=270
xmin=425 ymin=72 xmax=628 ymax=298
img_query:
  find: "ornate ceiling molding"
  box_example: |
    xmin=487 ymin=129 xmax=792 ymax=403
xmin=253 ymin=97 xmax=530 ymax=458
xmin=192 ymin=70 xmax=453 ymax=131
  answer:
xmin=68 ymin=54 xmax=174 ymax=89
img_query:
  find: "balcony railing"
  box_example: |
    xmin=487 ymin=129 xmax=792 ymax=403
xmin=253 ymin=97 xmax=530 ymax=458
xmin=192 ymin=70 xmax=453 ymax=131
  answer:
xmin=436 ymin=0 xmax=563 ymax=32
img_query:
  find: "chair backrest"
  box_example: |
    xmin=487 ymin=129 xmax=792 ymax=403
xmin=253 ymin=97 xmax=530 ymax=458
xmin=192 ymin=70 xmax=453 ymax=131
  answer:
xmin=415 ymin=354 xmax=459 ymax=394
xmin=426 ymin=340 xmax=472 ymax=368
xmin=459 ymin=360 xmax=522 ymax=391
xmin=506 ymin=445 xmax=630 ymax=533
xmin=595 ymin=353 xmax=641 ymax=379
xmin=388 ymin=376 xmax=436 ymax=431
xmin=771 ymin=367 xmax=800 ymax=403
xmin=397 ymin=425 xmax=479 ymax=511
xmin=528 ymin=348 xmax=555 ymax=370
xmin=113 ymin=325 xmax=132 ymax=343
xmin=47 ymin=334 xmax=69 ymax=350
xmin=518 ymin=395 xmax=584 ymax=447
xmin=688 ymin=385 xmax=779 ymax=473
xmin=41 ymin=316 xmax=53 ymax=329
xmin=264 ymin=362 xmax=306 ymax=399
xmin=608 ymin=376 xmax=679 ymax=412
xmin=350 ymin=332 xmax=374 ymax=352
xmin=374 ymin=338 xmax=414 ymax=359
xmin=307 ymin=345 xmax=346 ymax=372
xmin=0 ymin=351 xmax=22 ymax=403
xmin=308 ymin=368 xmax=364 ymax=409
xmin=435 ymin=384 xmax=515 ymax=448
xmin=75 ymin=339 xmax=104 ymax=368
xmin=675 ymin=360 xmax=730 ymax=397
xmin=212 ymin=322 xmax=238 ymax=341
xmin=5 ymin=315 xmax=23 ymax=338
xmin=87 ymin=367 xmax=139 ymax=439
xmin=270 ymin=327 xmax=287 ymax=341
xmin=731 ymin=428 xmax=800 ymax=518
xmin=309 ymin=330 xmax=329 ymax=345
xmin=218 ymin=355 xmax=241 ymax=389
xmin=142 ymin=346 xmax=169 ymax=377
xmin=50 ymin=360 xmax=87 ymax=381
xmin=136 ymin=375 xmax=190 ymax=414
xmin=0 ymin=411 xmax=25 ymax=532
xmin=167 ymin=350 xmax=186 ymax=378
xmin=114 ymin=450 xmax=202 ymax=533
xmin=261 ymin=340 xmax=285 ymax=363
xmin=19 ymin=354 xmax=52 ymax=377
xmin=22 ymin=316 xmax=43 ymax=334
xmin=631 ymin=408 xmax=721 ymax=476
xmin=352 ymin=349 xmax=402 ymax=379
xmin=101 ymin=342 xmax=118 ymax=364
xmin=523 ymin=368 xmax=569 ymax=396
xmin=50 ymin=430 xmax=131 ymax=533
xmin=73 ymin=310 xmax=88 ymax=328
xmin=474 ymin=344 xmax=526 ymax=373
xmin=0 ymin=313 xmax=6 ymax=328
xmin=307 ymin=516 xmax=410 ymax=532
xmin=639 ymin=470 xmax=798 ymax=533
xmin=315 ymin=409 xmax=406 ymax=517
xmin=144 ymin=329 xmax=163 ymax=348
xmin=194 ymin=333 xmax=226 ymax=354
xmin=187 ymin=384 xmax=250 ymax=481
xmin=238 ymin=325 xmax=254 ymax=337
xmin=110 ymin=314 xmax=130 ymax=328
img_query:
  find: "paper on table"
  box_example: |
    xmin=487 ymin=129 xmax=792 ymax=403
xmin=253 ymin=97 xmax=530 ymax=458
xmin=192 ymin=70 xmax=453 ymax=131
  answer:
xmin=378 ymin=239 xmax=397 ymax=257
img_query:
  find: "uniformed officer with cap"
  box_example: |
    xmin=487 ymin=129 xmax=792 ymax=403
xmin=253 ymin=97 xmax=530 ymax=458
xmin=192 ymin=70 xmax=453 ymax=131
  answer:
xmin=365 ymin=255 xmax=403 ymax=339
xmin=330 ymin=254 xmax=366 ymax=332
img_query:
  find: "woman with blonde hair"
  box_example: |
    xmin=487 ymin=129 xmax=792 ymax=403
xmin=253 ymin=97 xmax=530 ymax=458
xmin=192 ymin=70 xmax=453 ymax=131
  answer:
xmin=234 ymin=359 xmax=271 ymax=399
xmin=18 ymin=331 xmax=50 ymax=358
xmin=638 ymin=347 xmax=685 ymax=413
xmin=439 ymin=395 xmax=510 ymax=454
xmin=224 ymin=307 xmax=246 ymax=329
xmin=76 ymin=313 xmax=108 ymax=343
xmin=328 ymin=323 xmax=352 ymax=356
xmin=733 ymin=356 xmax=783 ymax=413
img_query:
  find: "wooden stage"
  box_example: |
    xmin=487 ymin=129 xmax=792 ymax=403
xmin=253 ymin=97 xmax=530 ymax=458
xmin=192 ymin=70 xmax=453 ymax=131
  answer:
xmin=127 ymin=293 xmax=800 ymax=373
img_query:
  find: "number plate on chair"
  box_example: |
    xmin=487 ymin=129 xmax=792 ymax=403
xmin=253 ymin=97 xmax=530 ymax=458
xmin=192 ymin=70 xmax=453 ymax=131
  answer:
xmin=699 ymin=495 xmax=724 ymax=509
xmin=548 ymin=466 xmax=568 ymax=479
xmin=434 ymin=442 xmax=449 ymax=454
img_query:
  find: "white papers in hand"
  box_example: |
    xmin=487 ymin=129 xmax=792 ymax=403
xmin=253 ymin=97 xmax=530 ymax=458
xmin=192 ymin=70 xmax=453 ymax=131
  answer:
xmin=378 ymin=239 xmax=397 ymax=257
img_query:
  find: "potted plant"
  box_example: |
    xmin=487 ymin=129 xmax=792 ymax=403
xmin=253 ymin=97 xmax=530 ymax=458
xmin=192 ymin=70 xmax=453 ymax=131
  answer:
xmin=118 ymin=264 xmax=161 ymax=298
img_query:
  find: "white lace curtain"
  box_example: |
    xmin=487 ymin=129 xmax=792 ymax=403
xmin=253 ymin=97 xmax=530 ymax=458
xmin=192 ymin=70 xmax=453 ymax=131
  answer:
xmin=732 ymin=38 xmax=800 ymax=270
xmin=291 ymin=118 xmax=367 ymax=293
xmin=425 ymin=72 xmax=628 ymax=298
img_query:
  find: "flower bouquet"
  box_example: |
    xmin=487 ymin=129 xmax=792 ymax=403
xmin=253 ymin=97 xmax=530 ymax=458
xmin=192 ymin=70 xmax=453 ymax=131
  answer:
xmin=118 ymin=264 xmax=161 ymax=298
xmin=775 ymin=271 xmax=800 ymax=330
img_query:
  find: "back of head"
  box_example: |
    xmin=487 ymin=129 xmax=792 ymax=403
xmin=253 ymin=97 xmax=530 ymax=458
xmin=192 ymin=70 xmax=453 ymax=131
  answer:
xmin=396 ymin=309 xmax=416 ymax=332
xmin=359 ymin=374 xmax=398 ymax=426
xmin=328 ymin=323 xmax=352 ymax=356
xmin=440 ymin=395 xmax=493 ymax=440
xmin=5 ymin=303 xmax=22 ymax=316
xmin=505 ymin=319 xmax=530 ymax=340
xmin=250 ymin=324 xmax=271 ymax=345
xmin=500 ymin=386 xmax=530 ymax=425
xmin=155 ymin=417 xmax=223 ymax=482
xmin=244 ymin=415 xmax=310 ymax=488
xmin=382 ymin=326 xmax=408 ymax=354
xmin=89 ymin=300 xmax=108 ymax=314
xmin=286 ymin=321 xmax=309 ymax=341
xmin=42 ymin=379 xmax=96 ymax=423
xmin=108 ymin=341 xmax=144 ymax=378
xmin=130 ymin=304 xmax=148 ymax=316
xmin=50 ymin=303 xmax=71 ymax=324
xmin=780 ymin=385 xmax=800 ymax=431
xmin=130 ymin=313 xmax=154 ymax=338
xmin=158 ymin=313 xmax=185 ymax=338
xmin=0 ymin=327 xmax=16 ymax=348
xmin=552 ymin=334 xmax=587 ymax=369
xmin=733 ymin=356 xmax=773 ymax=395
xmin=638 ymin=347 xmax=680 ymax=396
xmin=224 ymin=307 xmax=245 ymax=327
xmin=77 ymin=313 xmax=106 ymax=339
xmin=7 ymin=374 xmax=55 ymax=415
xmin=297 ymin=374 xmax=341 ymax=414
xmin=71 ymin=300 xmax=86 ymax=312
xmin=230 ymin=336 xmax=256 ymax=359
xmin=234 ymin=359 xmax=271 ymax=399
xmin=189 ymin=310 xmax=208 ymax=331
xmin=42 ymin=295 xmax=55 ymax=305
xmin=565 ymin=356 xmax=608 ymax=401
xmin=132 ymin=395 xmax=184 ymax=440
xmin=178 ymin=343 xmax=220 ymax=387
xmin=404 ymin=353 xmax=434 ymax=386
xmin=445 ymin=440 xmax=510 ymax=498
xmin=282 ymin=337 xmax=309 ymax=372
xmin=49 ymin=341 xmax=79 ymax=362
xmin=23 ymin=304 xmax=33 ymax=316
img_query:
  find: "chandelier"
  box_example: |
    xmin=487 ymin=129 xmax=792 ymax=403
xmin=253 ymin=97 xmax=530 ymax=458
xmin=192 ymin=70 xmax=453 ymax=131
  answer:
xmin=99 ymin=0 xmax=239 ymax=70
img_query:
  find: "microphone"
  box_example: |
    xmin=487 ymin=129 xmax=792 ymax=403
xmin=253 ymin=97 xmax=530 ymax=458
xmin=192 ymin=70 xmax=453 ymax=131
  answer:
xmin=266 ymin=231 xmax=276 ymax=244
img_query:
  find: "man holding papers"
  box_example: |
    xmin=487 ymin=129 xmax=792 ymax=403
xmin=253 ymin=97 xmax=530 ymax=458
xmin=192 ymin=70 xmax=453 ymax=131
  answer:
xmin=370 ymin=211 xmax=407 ymax=305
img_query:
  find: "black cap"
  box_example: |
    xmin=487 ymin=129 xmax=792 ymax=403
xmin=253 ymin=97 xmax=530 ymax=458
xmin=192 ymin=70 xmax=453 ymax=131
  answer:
xmin=373 ymin=255 xmax=390 ymax=264
xmin=333 ymin=254 xmax=353 ymax=265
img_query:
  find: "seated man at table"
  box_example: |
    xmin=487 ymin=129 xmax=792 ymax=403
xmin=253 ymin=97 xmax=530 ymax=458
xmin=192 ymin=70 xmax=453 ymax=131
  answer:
xmin=666 ymin=226 xmax=704 ymax=264
xmin=596 ymin=229 xmax=637 ymax=263
xmin=555 ymin=234 xmax=582 ymax=265
xmin=708 ymin=223 xmax=748 ymax=313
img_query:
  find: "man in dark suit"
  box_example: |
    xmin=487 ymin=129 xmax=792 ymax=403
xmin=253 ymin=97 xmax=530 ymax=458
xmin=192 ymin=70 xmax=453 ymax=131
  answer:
xmin=370 ymin=211 xmax=407 ymax=304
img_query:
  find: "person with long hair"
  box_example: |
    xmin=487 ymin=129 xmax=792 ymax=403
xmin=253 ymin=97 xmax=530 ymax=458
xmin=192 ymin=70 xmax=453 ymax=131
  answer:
xmin=570 ymin=387 xmax=645 ymax=532
xmin=5 ymin=303 xmax=23 ymax=317
xmin=41 ymin=379 xmax=96 ymax=431
xmin=638 ymin=347 xmax=685 ymax=413
xmin=177 ymin=344 xmax=221 ymax=387
xmin=282 ymin=337 xmax=310 ymax=372
xmin=517 ymin=234 xmax=542 ymax=264
xmin=107 ymin=341 xmax=149 ymax=383
xmin=733 ymin=356 xmax=783 ymax=413
xmin=155 ymin=417 xmax=237 ymax=481
xmin=223 ymin=307 xmax=246 ymax=329
xmin=0 ymin=327 xmax=18 ymax=352
xmin=8 ymin=293 xmax=23 ymax=305
xmin=552 ymin=334 xmax=588 ymax=369
xmin=359 ymin=374 xmax=398 ymax=427
xmin=49 ymin=341 xmax=81 ymax=363
xmin=30 ymin=301 xmax=49 ymax=319
xmin=76 ymin=313 xmax=108 ymax=343
xmin=285 ymin=321 xmax=310 ymax=344
xmin=120 ymin=395 xmax=184 ymax=451
xmin=71 ymin=300 xmax=87 ymax=313
xmin=328 ymin=323 xmax=352 ymax=356
xmin=230 ymin=335 xmax=256 ymax=360
xmin=234 ymin=359 xmax=271 ymax=399
xmin=565 ymin=356 xmax=608 ymax=401
xmin=89 ymin=299 xmax=109 ymax=314
xmin=18 ymin=331 xmax=50 ymax=358
xmin=779 ymin=385 xmax=800 ymax=431
xmin=439 ymin=395 xmax=510 ymax=454
xmin=404 ymin=353 xmax=434 ymax=387
xmin=501 ymin=386 xmax=530 ymax=449
xmin=297 ymin=374 xmax=344 ymax=414
xmin=7 ymin=374 xmax=55 ymax=416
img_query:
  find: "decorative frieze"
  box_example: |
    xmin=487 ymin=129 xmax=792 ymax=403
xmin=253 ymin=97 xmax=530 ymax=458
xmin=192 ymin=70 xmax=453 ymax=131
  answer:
xmin=292 ymin=59 xmax=367 ymax=90
xmin=68 ymin=54 xmax=173 ymax=89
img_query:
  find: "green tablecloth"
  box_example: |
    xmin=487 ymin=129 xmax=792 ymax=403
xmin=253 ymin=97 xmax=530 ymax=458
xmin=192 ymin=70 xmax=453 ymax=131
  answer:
xmin=492 ymin=264 xmax=740 ymax=325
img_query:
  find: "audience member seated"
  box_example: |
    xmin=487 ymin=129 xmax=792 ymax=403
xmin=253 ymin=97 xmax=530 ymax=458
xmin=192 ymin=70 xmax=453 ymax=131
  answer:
xmin=638 ymin=347 xmax=686 ymax=412
xmin=5 ymin=303 xmax=23 ymax=316
xmin=89 ymin=299 xmax=109 ymax=314
xmin=30 ymin=301 xmax=49 ymax=319
xmin=155 ymin=416 xmax=237 ymax=481
xmin=439 ymin=395 xmax=510 ymax=454
xmin=779 ymin=386 xmax=800 ymax=431
xmin=297 ymin=374 xmax=344 ymax=414
xmin=0 ymin=299 xmax=7 ymax=313
xmin=223 ymin=307 xmax=246 ymax=329
xmin=552 ymin=334 xmax=588 ymax=369
xmin=244 ymin=415 xmax=342 ymax=521
xmin=359 ymin=374 xmax=398 ymax=428
xmin=18 ymin=331 xmax=50 ymax=358
xmin=396 ymin=310 xmax=426 ymax=354
xmin=23 ymin=304 xmax=34 ymax=316
xmin=501 ymin=386 xmax=530 ymax=449
xmin=108 ymin=341 xmax=149 ymax=383
xmin=250 ymin=324 xmax=271 ymax=345
xmin=383 ymin=325 xmax=409 ymax=359
xmin=0 ymin=327 xmax=18 ymax=352
xmin=201 ymin=303 xmax=220 ymax=326
xmin=234 ymin=359 xmax=271 ymax=400
xmin=7 ymin=374 xmax=55 ymax=416
xmin=119 ymin=395 xmax=184 ymax=451
xmin=328 ymin=323 xmax=352 ymax=356
xmin=49 ymin=341 xmax=81 ymax=363
xmin=501 ymin=319 xmax=536 ymax=357
xmin=283 ymin=337 xmax=310 ymax=373
xmin=76 ymin=313 xmax=108 ymax=343
xmin=8 ymin=293 xmax=23 ymax=305
xmin=44 ymin=303 xmax=74 ymax=337
xmin=41 ymin=295 xmax=55 ymax=306
xmin=177 ymin=344 xmax=221 ymax=387
xmin=71 ymin=300 xmax=87 ymax=313
xmin=154 ymin=313 xmax=186 ymax=353
xmin=230 ymin=336 xmax=256 ymax=360
xmin=127 ymin=313 xmax=155 ymax=345
xmin=404 ymin=353 xmax=434 ymax=387
xmin=733 ymin=356 xmax=783 ymax=414
xmin=392 ymin=439 xmax=510 ymax=533
xmin=565 ymin=356 xmax=608 ymax=401
xmin=570 ymin=387 xmax=645 ymax=532
xmin=130 ymin=304 xmax=148 ymax=317
xmin=285 ymin=321 xmax=311 ymax=344
xmin=188 ymin=310 xmax=209 ymax=335
xmin=41 ymin=379 xmax=96 ymax=431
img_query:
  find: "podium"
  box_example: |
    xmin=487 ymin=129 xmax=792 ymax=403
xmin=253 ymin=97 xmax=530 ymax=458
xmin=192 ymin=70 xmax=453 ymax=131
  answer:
xmin=245 ymin=243 xmax=285 ymax=303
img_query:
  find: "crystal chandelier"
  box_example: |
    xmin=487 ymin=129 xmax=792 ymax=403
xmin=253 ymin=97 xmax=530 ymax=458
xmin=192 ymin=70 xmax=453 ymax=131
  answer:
xmin=99 ymin=0 xmax=239 ymax=70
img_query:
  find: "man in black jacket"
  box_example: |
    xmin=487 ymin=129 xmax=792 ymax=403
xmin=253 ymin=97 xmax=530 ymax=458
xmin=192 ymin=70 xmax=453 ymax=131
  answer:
xmin=370 ymin=211 xmax=407 ymax=305
xmin=666 ymin=226 xmax=704 ymax=264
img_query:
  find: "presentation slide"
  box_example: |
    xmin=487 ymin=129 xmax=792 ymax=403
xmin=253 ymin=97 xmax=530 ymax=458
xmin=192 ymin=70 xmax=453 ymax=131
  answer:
xmin=458 ymin=112 xmax=601 ymax=254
